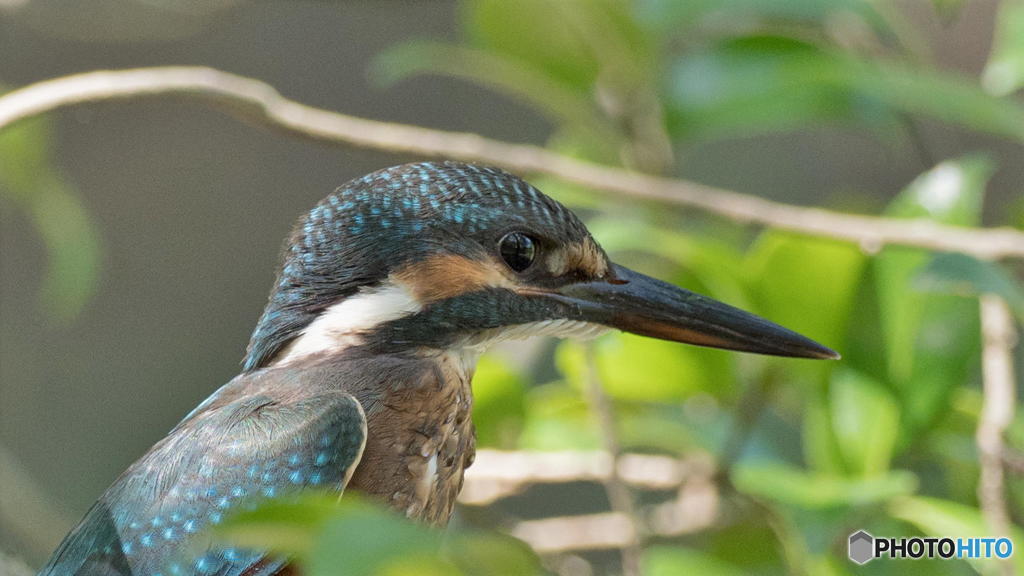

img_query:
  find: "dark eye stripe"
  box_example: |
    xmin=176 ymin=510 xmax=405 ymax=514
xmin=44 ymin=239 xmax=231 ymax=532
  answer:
xmin=499 ymin=232 xmax=536 ymax=272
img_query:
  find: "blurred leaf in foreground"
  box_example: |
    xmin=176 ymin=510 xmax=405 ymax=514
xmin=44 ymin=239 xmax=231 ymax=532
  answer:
xmin=733 ymin=462 xmax=917 ymax=509
xmin=215 ymin=494 xmax=541 ymax=576
xmin=643 ymin=545 xmax=746 ymax=576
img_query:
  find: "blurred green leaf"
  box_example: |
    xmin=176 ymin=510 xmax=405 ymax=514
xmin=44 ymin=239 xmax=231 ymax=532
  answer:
xmin=213 ymin=495 xmax=330 ymax=558
xmin=0 ymin=114 xmax=100 ymax=320
xmin=803 ymin=395 xmax=846 ymax=474
xmin=471 ymin=355 xmax=526 ymax=448
xmin=866 ymin=62 xmax=1024 ymax=143
xmin=0 ymin=116 xmax=51 ymax=197
xmin=746 ymin=231 xmax=865 ymax=476
xmin=557 ymin=332 xmax=734 ymax=402
xmin=745 ymin=231 xmax=865 ymax=368
xmin=982 ymin=0 xmax=1024 ymax=96
xmin=696 ymin=522 xmax=788 ymax=573
xmin=666 ymin=38 xmax=1024 ymax=142
xmin=445 ymin=533 xmax=541 ymax=576
xmin=875 ymin=156 xmax=990 ymax=439
xmin=889 ymin=496 xmax=1024 ymax=574
xmin=884 ymin=156 xmax=990 ymax=225
xmin=829 ymin=369 xmax=900 ymax=476
xmin=637 ymin=0 xmax=890 ymax=36
xmin=667 ymin=37 xmax=880 ymax=139
xmin=519 ymin=382 xmax=601 ymax=450
xmin=309 ymin=506 xmax=446 ymax=576
xmin=916 ymin=252 xmax=1024 ymax=321
xmin=464 ymin=0 xmax=654 ymax=87
xmin=462 ymin=0 xmax=601 ymax=90
xmin=380 ymin=0 xmax=674 ymax=168
xmin=643 ymin=545 xmax=747 ymax=576
xmin=733 ymin=462 xmax=917 ymax=509
xmin=589 ymin=218 xmax=749 ymax=307
xmin=216 ymin=494 xmax=540 ymax=576
xmin=373 ymin=41 xmax=609 ymax=139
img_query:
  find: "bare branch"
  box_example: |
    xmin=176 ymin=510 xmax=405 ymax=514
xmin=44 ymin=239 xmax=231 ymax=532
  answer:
xmin=978 ymin=294 xmax=1018 ymax=576
xmin=1 ymin=67 xmax=1023 ymax=260
xmin=508 ymin=475 xmax=719 ymax=554
xmin=459 ymin=449 xmax=712 ymax=505
xmin=462 ymin=448 xmax=720 ymax=554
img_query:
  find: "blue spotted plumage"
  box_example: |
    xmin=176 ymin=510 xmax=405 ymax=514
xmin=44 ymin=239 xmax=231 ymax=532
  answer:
xmin=40 ymin=386 xmax=365 ymax=576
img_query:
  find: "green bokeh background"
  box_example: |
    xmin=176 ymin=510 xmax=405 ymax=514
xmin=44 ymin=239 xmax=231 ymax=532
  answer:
xmin=2 ymin=1 xmax=1024 ymax=575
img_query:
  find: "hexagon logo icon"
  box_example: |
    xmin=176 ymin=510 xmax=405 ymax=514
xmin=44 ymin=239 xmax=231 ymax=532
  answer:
xmin=849 ymin=530 xmax=874 ymax=565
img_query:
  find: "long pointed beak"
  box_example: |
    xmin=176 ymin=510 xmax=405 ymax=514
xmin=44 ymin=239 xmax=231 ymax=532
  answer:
xmin=550 ymin=264 xmax=839 ymax=359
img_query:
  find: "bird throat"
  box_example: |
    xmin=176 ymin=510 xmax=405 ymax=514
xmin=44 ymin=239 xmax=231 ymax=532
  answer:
xmin=270 ymin=280 xmax=423 ymax=367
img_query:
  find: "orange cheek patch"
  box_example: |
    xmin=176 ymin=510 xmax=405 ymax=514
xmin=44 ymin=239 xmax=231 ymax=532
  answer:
xmin=393 ymin=254 xmax=515 ymax=304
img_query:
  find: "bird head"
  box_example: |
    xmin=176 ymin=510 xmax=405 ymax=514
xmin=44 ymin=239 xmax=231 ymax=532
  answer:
xmin=244 ymin=162 xmax=837 ymax=371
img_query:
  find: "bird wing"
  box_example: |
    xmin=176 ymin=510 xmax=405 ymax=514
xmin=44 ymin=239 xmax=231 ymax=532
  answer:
xmin=40 ymin=389 xmax=367 ymax=576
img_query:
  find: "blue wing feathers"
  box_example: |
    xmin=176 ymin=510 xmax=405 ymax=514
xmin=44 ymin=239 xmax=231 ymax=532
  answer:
xmin=40 ymin=389 xmax=366 ymax=576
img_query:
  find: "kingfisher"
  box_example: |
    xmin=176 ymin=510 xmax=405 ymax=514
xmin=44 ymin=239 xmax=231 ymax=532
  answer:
xmin=40 ymin=161 xmax=837 ymax=576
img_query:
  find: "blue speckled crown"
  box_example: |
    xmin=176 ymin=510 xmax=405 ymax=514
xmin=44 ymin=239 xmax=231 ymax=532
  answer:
xmin=244 ymin=161 xmax=587 ymax=370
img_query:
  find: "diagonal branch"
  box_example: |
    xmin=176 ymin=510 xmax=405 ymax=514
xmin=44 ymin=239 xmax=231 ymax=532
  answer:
xmin=1 ymin=67 xmax=1023 ymax=260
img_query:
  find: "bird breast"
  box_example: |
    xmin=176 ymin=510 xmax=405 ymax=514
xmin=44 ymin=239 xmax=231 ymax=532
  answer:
xmin=346 ymin=350 xmax=476 ymax=526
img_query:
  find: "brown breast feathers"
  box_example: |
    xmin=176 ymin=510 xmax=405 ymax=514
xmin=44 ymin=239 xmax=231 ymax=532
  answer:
xmin=345 ymin=351 xmax=476 ymax=525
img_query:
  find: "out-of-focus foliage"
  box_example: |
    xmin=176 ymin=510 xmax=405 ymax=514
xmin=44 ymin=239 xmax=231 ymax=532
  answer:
xmin=983 ymin=0 xmax=1024 ymax=96
xmin=373 ymin=1 xmax=1024 ymax=575
xmin=212 ymin=494 xmax=542 ymax=576
xmin=4 ymin=0 xmax=1023 ymax=575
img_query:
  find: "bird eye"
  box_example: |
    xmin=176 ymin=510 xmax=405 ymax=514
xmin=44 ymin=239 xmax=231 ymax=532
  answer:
xmin=498 ymin=232 xmax=536 ymax=272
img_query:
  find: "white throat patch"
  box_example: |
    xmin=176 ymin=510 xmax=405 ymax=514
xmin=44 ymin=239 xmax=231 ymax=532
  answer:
xmin=271 ymin=280 xmax=422 ymax=366
xmin=270 ymin=279 xmax=608 ymax=367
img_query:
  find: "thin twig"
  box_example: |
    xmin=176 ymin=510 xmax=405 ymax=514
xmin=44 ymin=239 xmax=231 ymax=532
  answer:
xmin=978 ymin=294 xmax=1018 ymax=576
xmin=582 ymin=345 xmax=641 ymax=576
xmin=1 ymin=67 xmax=1023 ymax=260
